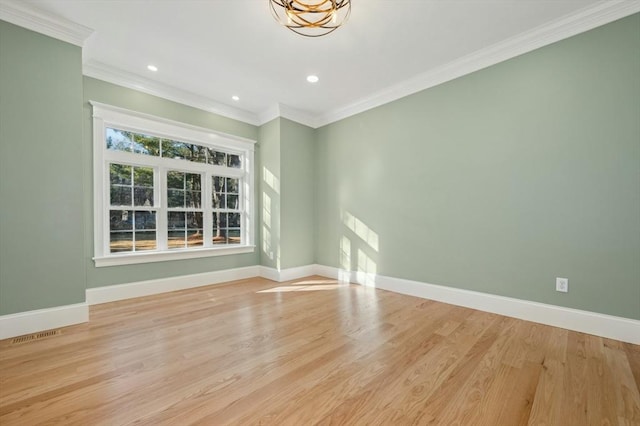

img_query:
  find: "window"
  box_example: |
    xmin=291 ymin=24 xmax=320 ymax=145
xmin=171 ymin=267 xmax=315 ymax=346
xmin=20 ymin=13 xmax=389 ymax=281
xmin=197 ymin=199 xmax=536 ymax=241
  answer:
xmin=92 ymin=102 xmax=255 ymax=267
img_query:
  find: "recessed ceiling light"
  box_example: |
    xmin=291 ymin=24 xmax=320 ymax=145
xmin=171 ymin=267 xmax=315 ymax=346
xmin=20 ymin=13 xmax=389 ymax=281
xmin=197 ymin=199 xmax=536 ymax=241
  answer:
xmin=232 ymin=95 xmax=240 ymax=101
xmin=147 ymin=64 xmax=158 ymax=72
xmin=306 ymin=75 xmax=319 ymax=83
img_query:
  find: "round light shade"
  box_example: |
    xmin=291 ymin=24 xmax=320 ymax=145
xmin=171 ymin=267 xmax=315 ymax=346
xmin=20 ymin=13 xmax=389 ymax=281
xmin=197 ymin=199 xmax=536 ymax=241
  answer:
xmin=270 ymin=0 xmax=351 ymax=37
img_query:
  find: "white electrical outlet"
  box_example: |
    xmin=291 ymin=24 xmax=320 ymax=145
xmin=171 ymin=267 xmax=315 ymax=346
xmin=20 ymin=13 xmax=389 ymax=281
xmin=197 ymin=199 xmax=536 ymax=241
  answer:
xmin=556 ymin=277 xmax=569 ymax=293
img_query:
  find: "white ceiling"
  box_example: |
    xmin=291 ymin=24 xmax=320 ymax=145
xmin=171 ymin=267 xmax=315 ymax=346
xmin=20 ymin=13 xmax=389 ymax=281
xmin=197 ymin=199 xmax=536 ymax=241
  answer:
xmin=3 ymin=0 xmax=639 ymax=127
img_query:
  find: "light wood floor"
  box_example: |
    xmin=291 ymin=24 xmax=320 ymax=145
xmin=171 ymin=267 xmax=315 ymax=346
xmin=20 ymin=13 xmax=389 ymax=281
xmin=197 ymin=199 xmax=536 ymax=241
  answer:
xmin=1 ymin=276 xmax=639 ymax=425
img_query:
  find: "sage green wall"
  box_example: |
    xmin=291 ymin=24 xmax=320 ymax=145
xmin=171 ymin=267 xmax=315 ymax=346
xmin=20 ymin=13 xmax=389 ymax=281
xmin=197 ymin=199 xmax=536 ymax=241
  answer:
xmin=257 ymin=118 xmax=315 ymax=270
xmin=83 ymin=77 xmax=260 ymax=288
xmin=0 ymin=22 xmax=85 ymax=314
xmin=280 ymin=119 xmax=316 ymax=269
xmin=315 ymin=14 xmax=640 ymax=319
xmin=258 ymin=118 xmax=281 ymax=269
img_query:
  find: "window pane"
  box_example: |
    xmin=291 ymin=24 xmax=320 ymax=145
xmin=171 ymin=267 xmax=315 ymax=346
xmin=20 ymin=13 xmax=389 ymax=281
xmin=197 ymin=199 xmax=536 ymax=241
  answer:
xmin=217 ymin=195 xmax=227 ymax=209
xmin=168 ymin=212 xmax=185 ymax=229
xmin=110 ymin=164 xmax=132 ymax=185
xmin=191 ymin=145 xmax=207 ymax=163
xmin=134 ymin=187 xmax=153 ymax=207
xmin=227 ymin=229 xmax=241 ymax=244
xmin=134 ymin=167 xmax=154 ymax=187
xmin=212 ymin=176 xmax=225 ymax=192
xmin=135 ymin=211 xmax=156 ymax=230
xmin=187 ymin=230 xmax=203 ymax=247
xmin=167 ymin=171 xmax=184 ymax=189
xmin=212 ymin=213 xmax=223 ymax=244
xmin=110 ymin=186 xmax=132 ymax=206
xmin=106 ymin=129 xmax=133 ymax=152
xmin=167 ymin=189 xmax=185 ymax=208
xmin=133 ymin=134 xmax=160 ymax=156
xmin=228 ymin=213 xmax=241 ymax=228
xmin=213 ymin=228 xmax=227 ymax=245
xmin=208 ymin=149 xmax=226 ymax=166
xmin=135 ymin=231 xmax=156 ymax=251
xmin=226 ymin=178 xmax=239 ymax=194
xmin=162 ymin=140 xmax=192 ymax=160
xmin=185 ymin=173 xmax=201 ymax=191
xmin=186 ymin=191 xmax=201 ymax=208
xmin=226 ymin=194 xmax=239 ymax=210
xmin=212 ymin=192 xmax=223 ymax=209
xmin=168 ymin=230 xmax=185 ymax=249
xmin=227 ymin=154 xmax=241 ymax=168
xmin=187 ymin=212 xmax=203 ymax=229
xmin=110 ymin=232 xmax=133 ymax=252
xmin=110 ymin=210 xmax=133 ymax=230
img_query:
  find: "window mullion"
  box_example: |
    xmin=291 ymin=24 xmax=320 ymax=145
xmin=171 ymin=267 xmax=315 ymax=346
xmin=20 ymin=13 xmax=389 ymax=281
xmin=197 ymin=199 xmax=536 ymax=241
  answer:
xmin=157 ymin=166 xmax=168 ymax=251
xmin=103 ymin=159 xmax=111 ymax=256
xmin=242 ymin=176 xmax=249 ymax=246
xmin=203 ymin=172 xmax=212 ymax=248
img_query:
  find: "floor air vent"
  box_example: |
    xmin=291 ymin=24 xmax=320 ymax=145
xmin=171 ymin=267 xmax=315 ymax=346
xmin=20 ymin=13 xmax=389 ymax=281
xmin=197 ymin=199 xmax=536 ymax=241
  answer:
xmin=11 ymin=329 xmax=61 ymax=344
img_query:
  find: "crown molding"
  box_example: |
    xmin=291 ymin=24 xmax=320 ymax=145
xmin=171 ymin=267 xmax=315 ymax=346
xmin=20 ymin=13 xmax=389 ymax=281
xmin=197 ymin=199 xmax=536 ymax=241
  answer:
xmin=257 ymin=103 xmax=319 ymax=128
xmin=314 ymin=0 xmax=640 ymax=128
xmin=0 ymin=0 xmax=93 ymax=47
xmin=278 ymin=104 xmax=319 ymax=128
xmin=5 ymin=0 xmax=635 ymax=129
xmin=83 ymin=60 xmax=261 ymax=126
xmin=257 ymin=104 xmax=281 ymax=126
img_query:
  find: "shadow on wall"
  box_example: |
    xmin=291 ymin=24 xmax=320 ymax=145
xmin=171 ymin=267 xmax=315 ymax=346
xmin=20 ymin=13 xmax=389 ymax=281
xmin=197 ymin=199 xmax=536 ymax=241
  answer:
xmin=340 ymin=211 xmax=379 ymax=286
xmin=262 ymin=166 xmax=281 ymax=269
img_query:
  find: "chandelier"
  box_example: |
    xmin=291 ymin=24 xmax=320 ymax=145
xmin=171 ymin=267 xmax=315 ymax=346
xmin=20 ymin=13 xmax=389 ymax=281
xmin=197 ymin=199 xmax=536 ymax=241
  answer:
xmin=269 ymin=0 xmax=352 ymax=37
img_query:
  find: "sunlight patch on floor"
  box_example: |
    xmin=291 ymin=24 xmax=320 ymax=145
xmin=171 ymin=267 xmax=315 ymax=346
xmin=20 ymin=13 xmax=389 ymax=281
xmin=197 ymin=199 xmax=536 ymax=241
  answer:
xmin=257 ymin=284 xmax=346 ymax=293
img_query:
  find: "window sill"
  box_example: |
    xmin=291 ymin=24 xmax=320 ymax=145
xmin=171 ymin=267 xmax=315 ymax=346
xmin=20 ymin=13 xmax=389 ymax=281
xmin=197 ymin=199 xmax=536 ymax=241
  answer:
xmin=93 ymin=245 xmax=255 ymax=267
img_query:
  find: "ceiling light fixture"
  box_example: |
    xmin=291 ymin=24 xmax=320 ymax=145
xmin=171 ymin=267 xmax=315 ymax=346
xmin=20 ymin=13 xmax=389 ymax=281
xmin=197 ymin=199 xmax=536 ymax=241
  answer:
xmin=147 ymin=65 xmax=158 ymax=72
xmin=269 ymin=0 xmax=351 ymax=37
xmin=306 ymin=75 xmax=319 ymax=83
xmin=232 ymin=95 xmax=240 ymax=101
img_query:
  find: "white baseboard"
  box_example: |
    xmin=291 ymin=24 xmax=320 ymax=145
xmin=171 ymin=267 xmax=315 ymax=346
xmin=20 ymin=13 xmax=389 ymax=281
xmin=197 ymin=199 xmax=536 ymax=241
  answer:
xmin=259 ymin=264 xmax=319 ymax=282
xmin=87 ymin=264 xmax=318 ymax=307
xmin=7 ymin=264 xmax=636 ymax=344
xmin=315 ymin=265 xmax=640 ymax=345
xmin=0 ymin=303 xmax=89 ymax=340
xmin=86 ymin=265 xmax=260 ymax=305
xmin=258 ymin=265 xmax=280 ymax=282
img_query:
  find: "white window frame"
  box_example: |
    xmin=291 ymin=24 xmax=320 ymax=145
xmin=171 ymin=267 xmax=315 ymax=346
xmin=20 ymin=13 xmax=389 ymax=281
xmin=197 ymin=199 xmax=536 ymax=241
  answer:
xmin=91 ymin=101 xmax=256 ymax=267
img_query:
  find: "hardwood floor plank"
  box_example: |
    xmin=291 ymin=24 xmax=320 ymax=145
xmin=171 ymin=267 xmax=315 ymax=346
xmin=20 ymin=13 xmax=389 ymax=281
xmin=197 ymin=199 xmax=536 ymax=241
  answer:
xmin=1 ymin=276 xmax=638 ymax=425
xmin=585 ymin=334 xmax=619 ymax=425
xmin=624 ymin=342 xmax=640 ymax=392
xmin=527 ymin=326 xmax=568 ymax=426
xmin=187 ymin=294 xmax=453 ymax=425
xmin=561 ymin=331 xmax=591 ymax=425
xmin=132 ymin=287 xmax=412 ymax=425
xmin=425 ymin=317 xmax=521 ymax=425
xmin=604 ymin=341 xmax=640 ymax=424
xmin=235 ymin=304 xmax=456 ymax=425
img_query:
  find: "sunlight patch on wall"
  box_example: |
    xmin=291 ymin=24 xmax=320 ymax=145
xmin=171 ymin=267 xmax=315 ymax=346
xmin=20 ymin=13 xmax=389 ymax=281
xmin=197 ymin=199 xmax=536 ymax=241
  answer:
xmin=340 ymin=236 xmax=351 ymax=269
xmin=339 ymin=235 xmax=351 ymax=282
xmin=262 ymin=225 xmax=273 ymax=260
xmin=263 ymin=192 xmax=271 ymax=228
xmin=357 ymin=248 xmax=377 ymax=287
xmin=263 ymin=166 xmax=280 ymax=194
xmin=262 ymin=192 xmax=273 ymax=260
xmin=343 ymin=211 xmax=379 ymax=252
xmin=338 ymin=210 xmax=380 ymax=286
